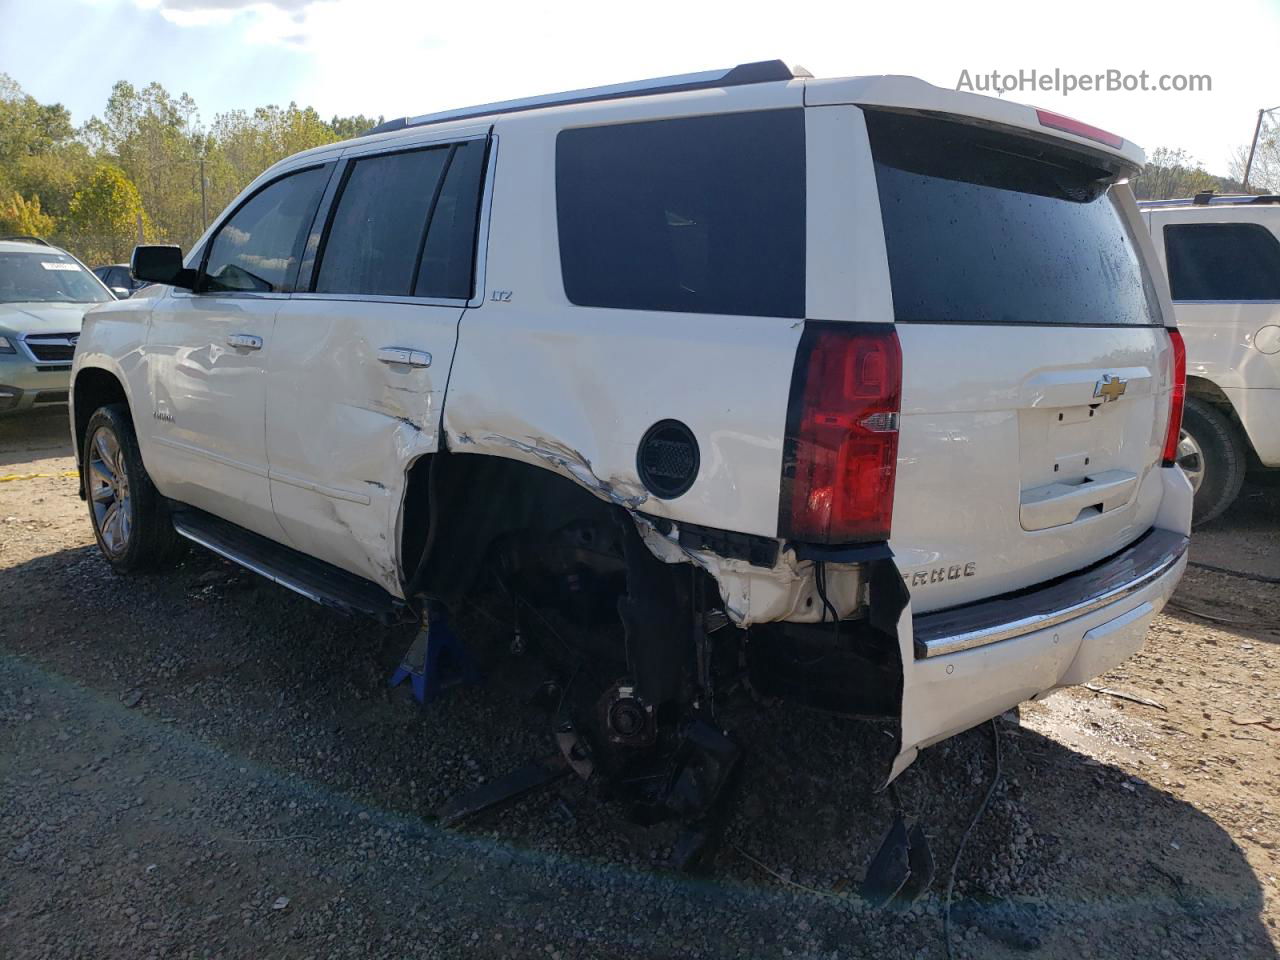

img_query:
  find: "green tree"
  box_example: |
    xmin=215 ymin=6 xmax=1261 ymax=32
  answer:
xmin=0 ymin=73 xmax=74 ymax=166
xmin=0 ymin=74 xmax=403 ymax=256
xmin=203 ymin=102 xmax=340 ymax=217
xmin=328 ymin=113 xmax=383 ymax=140
xmin=1130 ymin=148 xmax=1222 ymax=200
xmin=1229 ymin=116 xmax=1280 ymax=194
xmin=0 ymin=191 xmax=55 ymax=238
xmin=67 ymin=164 xmax=146 ymax=264
xmin=0 ymin=73 xmax=84 ymax=225
xmin=83 ymin=80 xmax=204 ymax=247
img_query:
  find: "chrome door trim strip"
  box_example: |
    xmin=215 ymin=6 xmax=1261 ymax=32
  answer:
xmin=151 ymin=435 xmax=269 ymax=478
xmin=267 ymin=468 xmax=372 ymax=506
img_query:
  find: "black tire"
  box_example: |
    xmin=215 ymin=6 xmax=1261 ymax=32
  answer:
xmin=1180 ymin=397 xmax=1247 ymax=527
xmin=83 ymin=403 xmax=187 ymax=572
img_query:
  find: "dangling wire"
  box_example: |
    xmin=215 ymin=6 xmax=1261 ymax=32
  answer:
xmin=813 ymin=561 xmax=843 ymax=646
xmin=943 ymin=718 xmax=1004 ymax=960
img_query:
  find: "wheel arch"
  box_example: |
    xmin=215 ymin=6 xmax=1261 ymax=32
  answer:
xmin=1185 ymin=375 xmax=1260 ymax=463
xmin=72 ymin=366 xmax=131 ymax=496
xmin=397 ymin=447 xmax=624 ymax=602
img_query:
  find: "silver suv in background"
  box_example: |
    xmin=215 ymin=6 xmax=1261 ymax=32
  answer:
xmin=1 ymin=237 xmax=114 ymax=415
xmin=1140 ymin=194 xmax=1280 ymax=522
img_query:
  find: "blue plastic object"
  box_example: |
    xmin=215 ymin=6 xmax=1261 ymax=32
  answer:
xmin=389 ymin=602 xmax=480 ymax=703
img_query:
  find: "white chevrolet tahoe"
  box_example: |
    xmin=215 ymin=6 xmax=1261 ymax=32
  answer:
xmin=70 ymin=61 xmax=1191 ymax=805
xmin=1139 ymin=194 xmax=1280 ymax=522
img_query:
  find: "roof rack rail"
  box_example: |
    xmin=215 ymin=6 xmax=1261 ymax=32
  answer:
xmin=362 ymin=60 xmax=799 ymax=137
xmin=1138 ymin=193 xmax=1280 ymax=209
xmin=0 ymin=235 xmax=52 ymax=245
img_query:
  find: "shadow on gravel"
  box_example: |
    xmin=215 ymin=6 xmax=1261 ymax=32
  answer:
xmin=1 ymin=540 xmax=1274 ymax=959
xmin=1189 ymin=474 xmax=1280 ymax=582
xmin=0 ymin=406 xmax=73 ymax=468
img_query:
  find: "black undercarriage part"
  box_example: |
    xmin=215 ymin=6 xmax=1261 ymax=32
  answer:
xmin=415 ymin=454 xmax=913 ymax=873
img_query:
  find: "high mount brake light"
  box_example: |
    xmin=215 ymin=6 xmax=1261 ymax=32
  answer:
xmin=779 ymin=324 xmax=902 ymax=544
xmin=1162 ymin=329 xmax=1187 ymax=467
xmin=1035 ymin=109 xmax=1124 ymax=150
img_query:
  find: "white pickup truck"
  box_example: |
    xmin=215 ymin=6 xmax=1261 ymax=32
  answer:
xmin=69 ymin=61 xmax=1191 ymax=807
xmin=1140 ymin=194 xmax=1280 ymax=522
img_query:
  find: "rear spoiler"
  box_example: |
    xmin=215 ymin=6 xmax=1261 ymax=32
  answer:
xmin=805 ymin=75 xmax=1145 ymax=175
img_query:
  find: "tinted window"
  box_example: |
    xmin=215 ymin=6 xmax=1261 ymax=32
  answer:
xmin=0 ymin=252 xmax=112 ymax=304
xmin=867 ymin=110 xmax=1160 ymax=326
xmin=556 ymin=110 xmax=805 ymax=318
xmin=1164 ymin=222 xmax=1280 ymax=301
xmin=203 ymin=166 xmax=330 ymax=293
xmin=316 ymin=148 xmax=450 ymax=296
xmin=416 ymin=139 xmax=486 ymax=299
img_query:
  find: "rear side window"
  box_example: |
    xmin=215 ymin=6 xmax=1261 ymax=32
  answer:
xmin=416 ymin=139 xmax=487 ymax=300
xmin=556 ymin=110 xmax=805 ymax=318
xmin=314 ymin=139 xmax=487 ymax=300
xmin=1164 ymin=222 xmax=1280 ymax=301
xmin=867 ymin=110 xmax=1160 ymax=326
xmin=203 ymin=165 xmax=330 ymax=293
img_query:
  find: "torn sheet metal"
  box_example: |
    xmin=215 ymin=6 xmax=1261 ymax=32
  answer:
xmin=633 ymin=515 xmax=863 ymax=628
xmin=483 ymin=435 xmax=649 ymax=509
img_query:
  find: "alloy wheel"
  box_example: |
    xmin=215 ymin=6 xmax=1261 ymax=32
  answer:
xmin=1176 ymin=428 xmax=1205 ymax=494
xmin=88 ymin=425 xmax=132 ymax=554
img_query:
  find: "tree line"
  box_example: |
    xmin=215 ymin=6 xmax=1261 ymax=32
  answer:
xmin=1 ymin=72 xmax=1275 ymax=268
xmin=0 ymin=73 xmax=379 ymax=265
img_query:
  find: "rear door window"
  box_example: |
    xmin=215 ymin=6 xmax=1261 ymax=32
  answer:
xmin=556 ymin=109 xmax=806 ymax=318
xmin=415 ymin=139 xmax=487 ymax=300
xmin=313 ymin=140 xmax=487 ymax=300
xmin=202 ymin=165 xmax=331 ymax=294
xmin=1164 ymin=222 xmax=1280 ymax=301
xmin=866 ymin=110 xmax=1160 ymax=327
xmin=315 ymin=148 xmax=450 ymax=297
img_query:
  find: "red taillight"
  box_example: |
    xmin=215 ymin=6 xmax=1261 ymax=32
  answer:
xmin=1035 ymin=109 xmax=1125 ymax=150
xmin=1162 ymin=328 xmax=1187 ymax=467
xmin=780 ymin=324 xmax=902 ymax=544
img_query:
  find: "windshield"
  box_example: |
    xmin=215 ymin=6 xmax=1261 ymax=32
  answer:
xmin=0 ymin=251 xmax=113 ymax=304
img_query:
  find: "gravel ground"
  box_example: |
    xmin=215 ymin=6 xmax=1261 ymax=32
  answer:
xmin=1 ymin=406 xmax=1278 ymax=959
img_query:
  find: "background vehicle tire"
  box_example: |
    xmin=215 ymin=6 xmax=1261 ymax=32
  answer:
xmin=1178 ymin=396 xmax=1247 ymax=527
xmin=83 ymin=403 xmax=187 ymax=572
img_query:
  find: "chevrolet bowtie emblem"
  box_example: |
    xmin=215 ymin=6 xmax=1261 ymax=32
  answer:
xmin=1093 ymin=374 xmax=1128 ymax=402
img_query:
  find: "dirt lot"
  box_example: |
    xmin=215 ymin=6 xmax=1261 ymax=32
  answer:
xmin=1 ymin=406 xmax=1277 ymax=960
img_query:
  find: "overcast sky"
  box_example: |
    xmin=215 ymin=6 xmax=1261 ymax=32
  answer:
xmin=2 ymin=0 xmax=1277 ymax=175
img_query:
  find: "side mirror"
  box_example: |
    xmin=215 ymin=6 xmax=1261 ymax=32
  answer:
xmin=131 ymin=245 xmax=196 ymax=289
xmin=110 ymin=286 xmax=131 ymax=300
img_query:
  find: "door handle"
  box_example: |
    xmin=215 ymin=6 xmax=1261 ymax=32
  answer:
xmin=226 ymin=334 xmax=263 ymax=350
xmin=377 ymin=347 xmax=432 ymax=368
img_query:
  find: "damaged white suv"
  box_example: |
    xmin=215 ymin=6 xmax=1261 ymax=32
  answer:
xmin=71 ymin=61 xmax=1191 ymax=803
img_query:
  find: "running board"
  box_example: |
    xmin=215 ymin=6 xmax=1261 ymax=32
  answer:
xmin=171 ymin=510 xmax=406 ymax=622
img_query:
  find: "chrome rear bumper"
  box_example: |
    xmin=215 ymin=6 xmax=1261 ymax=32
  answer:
xmin=913 ymin=528 xmax=1190 ymax=659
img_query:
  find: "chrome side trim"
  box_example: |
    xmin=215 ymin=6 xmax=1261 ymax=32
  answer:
xmin=151 ymin=435 xmax=269 ymax=478
xmin=172 ymin=518 xmax=327 ymax=608
xmin=913 ymin=528 xmax=1189 ymax=659
xmin=267 ymin=468 xmax=372 ymax=505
